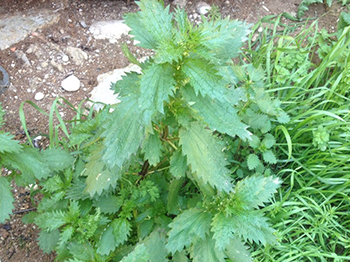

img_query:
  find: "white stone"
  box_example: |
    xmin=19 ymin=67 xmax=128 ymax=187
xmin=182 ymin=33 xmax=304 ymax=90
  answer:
xmin=61 ymin=75 xmax=80 ymax=92
xmin=65 ymin=46 xmax=88 ymax=65
xmin=34 ymin=92 xmax=44 ymax=101
xmin=62 ymin=55 xmax=69 ymax=62
xmin=89 ymin=20 xmax=131 ymax=44
xmin=197 ymin=2 xmax=211 ymax=14
xmin=89 ymin=63 xmax=142 ymax=110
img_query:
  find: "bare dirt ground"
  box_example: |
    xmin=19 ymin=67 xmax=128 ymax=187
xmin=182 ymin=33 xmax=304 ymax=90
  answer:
xmin=0 ymin=0 xmax=348 ymax=261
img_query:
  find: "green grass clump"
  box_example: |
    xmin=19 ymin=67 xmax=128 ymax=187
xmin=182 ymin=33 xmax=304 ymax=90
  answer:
xmin=245 ymin=13 xmax=350 ymax=261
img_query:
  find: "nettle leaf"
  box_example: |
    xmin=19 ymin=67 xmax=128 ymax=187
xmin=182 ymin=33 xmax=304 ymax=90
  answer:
xmin=68 ymin=241 xmax=95 ymax=261
xmin=182 ymin=86 xmax=251 ymax=141
xmin=169 ymin=149 xmax=187 ymax=179
xmin=200 ymin=18 xmax=250 ymax=62
xmin=113 ymin=218 xmax=132 ymax=247
xmin=248 ymin=135 xmax=260 ymax=148
xmin=179 ymin=122 xmax=233 ymax=193
xmin=143 ymin=229 xmax=168 ymax=262
xmin=247 ymin=154 xmax=261 ymax=171
xmin=166 ymin=208 xmax=212 ymax=254
xmin=141 ymin=129 xmax=162 ymax=166
xmin=40 ymin=148 xmax=74 ymax=177
xmin=225 ymin=238 xmax=252 ymax=262
xmin=124 ymin=0 xmax=173 ymax=49
xmin=167 ymin=178 xmax=184 ymax=215
xmin=231 ymin=211 xmax=277 ymax=245
xmin=102 ymin=96 xmax=145 ymax=169
xmin=0 ymin=132 xmax=22 ymax=153
xmin=139 ymin=63 xmax=176 ymax=124
xmin=182 ymin=58 xmax=227 ymax=101
xmin=35 ymin=210 xmax=66 ymax=232
xmin=0 ymin=177 xmax=15 ymax=223
xmin=97 ymin=223 xmax=116 ymax=256
xmin=234 ymin=175 xmax=281 ymax=210
xmin=154 ymin=39 xmax=184 ymax=64
xmin=84 ymin=145 xmax=122 ymax=197
xmin=111 ymin=71 xmax=141 ymax=97
xmin=121 ymin=243 xmax=150 ymax=262
xmin=211 ymin=212 xmax=235 ymax=251
xmin=93 ymin=195 xmax=121 ymax=214
xmin=191 ymin=234 xmax=226 ymax=262
xmin=262 ymin=133 xmax=275 ymax=149
xmin=262 ymin=150 xmax=277 ymax=164
xmin=37 ymin=229 xmax=60 ymax=253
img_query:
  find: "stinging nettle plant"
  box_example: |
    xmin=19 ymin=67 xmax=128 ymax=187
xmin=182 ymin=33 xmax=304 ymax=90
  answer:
xmin=0 ymin=0 xmax=288 ymax=261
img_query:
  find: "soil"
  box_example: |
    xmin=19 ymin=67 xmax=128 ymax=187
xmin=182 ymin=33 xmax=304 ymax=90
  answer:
xmin=0 ymin=0 xmax=347 ymax=261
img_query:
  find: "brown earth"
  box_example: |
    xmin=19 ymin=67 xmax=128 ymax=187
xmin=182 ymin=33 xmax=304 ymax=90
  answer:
xmin=0 ymin=0 xmax=347 ymax=261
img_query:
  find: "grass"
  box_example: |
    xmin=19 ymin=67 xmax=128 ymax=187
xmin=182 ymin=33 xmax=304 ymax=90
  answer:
xmin=245 ymin=12 xmax=350 ymax=261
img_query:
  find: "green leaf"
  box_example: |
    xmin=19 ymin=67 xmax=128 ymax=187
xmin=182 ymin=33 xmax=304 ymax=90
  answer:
xmin=182 ymin=58 xmax=227 ymax=101
xmin=234 ymin=175 xmax=281 ymax=210
xmin=191 ymin=234 xmax=226 ymax=262
xmin=68 ymin=241 xmax=95 ymax=261
xmin=141 ymin=129 xmax=163 ymax=166
xmin=179 ymin=122 xmax=233 ymax=193
xmin=121 ymin=243 xmax=150 ymax=262
xmin=111 ymin=71 xmax=141 ymax=98
xmin=200 ymin=18 xmax=250 ymax=62
xmin=169 ymin=149 xmax=187 ymax=179
xmin=84 ymin=145 xmax=122 ymax=197
xmin=35 ymin=210 xmax=66 ymax=232
xmin=225 ymin=238 xmax=252 ymax=262
xmin=166 ymin=208 xmax=212 ymax=254
xmin=167 ymin=178 xmax=184 ymax=215
xmin=37 ymin=229 xmax=60 ymax=253
xmin=173 ymin=250 xmax=189 ymax=262
xmin=247 ymin=154 xmax=261 ymax=170
xmin=262 ymin=133 xmax=275 ymax=149
xmin=0 ymin=177 xmax=15 ymax=223
xmin=113 ymin=218 xmax=131 ymax=247
xmin=138 ymin=63 xmax=176 ymax=124
xmin=102 ymin=96 xmax=145 ymax=169
xmin=59 ymin=226 xmax=74 ymax=245
xmin=124 ymin=0 xmax=173 ymax=49
xmin=143 ymin=229 xmax=168 ymax=262
xmin=93 ymin=195 xmax=121 ymax=214
xmin=248 ymin=135 xmax=260 ymax=148
xmin=40 ymin=148 xmax=74 ymax=178
xmin=182 ymin=86 xmax=251 ymax=140
xmin=0 ymin=132 xmax=22 ymax=153
xmin=262 ymin=150 xmax=277 ymax=164
xmin=211 ymin=212 xmax=235 ymax=251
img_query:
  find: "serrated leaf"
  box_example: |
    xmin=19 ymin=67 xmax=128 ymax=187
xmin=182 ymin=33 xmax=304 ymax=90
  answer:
xmin=200 ymin=18 xmax=250 ymax=62
xmin=169 ymin=149 xmax=187 ymax=179
xmin=35 ymin=210 xmax=66 ymax=232
xmin=234 ymin=175 xmax=281 ymax=210
xmin=182 ymin=86 xmax=251 ymax=140
xmin=173 ymin=250 xmax=189 ymax=262
xmin=262 ymin=150 xmax=277 ymax=164
xmin=154 ymin=39 xmax=184 ymax=64
xmin=102 ymin=96 xmax=145 ymax=169
xmin=124 ymin=0 xmax=173 ymax=49
xmin=248 ymin=135 xmax=260 ymax=148
xmin=225 ymin=238 xmax=252 ymax=262
xmin=93 ymin=195 xmax=121 ymax=214
xmin=247 ymin=154 xmax=261 ymax=171
xmin=68 ymin=241 xmax=95 ymax=261
xmin=84 ymin=145 xmax=122 ymax=197
xmin=59 ymin=226 xmax=74 ymax=245
xmin=66 ymin=178 xmax=90 ymax=200
xmin=121 ymin=243 xmax=150 ymax=262
xmin=97 ymin=223 xmax=116 ymax=255
xmin=143 ymin=229 xmax=168 ymax=262
xmin=37 ymin=229 xmax=60 ymax=253
xmin=141 ymin=129 xmax=163 ymax=166
xmin=0 ymin=177 xmax=15 ymax=223
xmin=113 ymin=218 xmax=131 ymax=246
xmin=111 ymin=71 xmax=141 ymax=97
xmin=262 ymin=133 xmax=275 ymax=149
xmin=0 ymin=132 xmax=22 ymax=153
xmin=167 ymin=178 xmax=184 ymax=215
xmin=231 ymin=210 xmax=277 ymax=245
xmin=211 ymin=212 xmax=235 ymax=251
xmin=40 ymin=148 xmax=74 ymax=178
xmin=182 ymin=58 xmax=227 ymax=101
xmin=179 ymin=122 xmax=233 ymax=193
xmin=191 ymin=234 xmax=226 ymax=262
xmin=139 ymin=63 xmax=176 ymax=124
xmin=166 ymin=208 xmax=212 ymax=254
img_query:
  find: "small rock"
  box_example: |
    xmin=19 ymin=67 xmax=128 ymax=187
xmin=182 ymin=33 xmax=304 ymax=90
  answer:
xmin=62 ymin=54 xmax=69 ymax=62
xmin=40 ymin=61 xmax=48 ymax=68
xmin=50 ymin=60 xmax=64 ymax=72
xmin=80 ymin=21 xmax=87 ymax=28
xmin=197 ymin=2 xmax=211 ymax=14
xmin=61 ymin=75 xmax=80 ymax=92
xmin=89 ymin=20 xmax=131 ymax=44
xmin=65 ymin=46 xmax=88 ymax=66
xmin=34 ymin=92 xmax=44 ymax=101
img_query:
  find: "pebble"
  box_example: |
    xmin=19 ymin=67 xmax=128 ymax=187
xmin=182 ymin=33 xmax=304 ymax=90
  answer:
xmin=65 ymin=46 xmax=88 ymax=66
xmin=62 ymin=54 xmax=69 ymax=62
xmin=34 ymin=92 xmax=44 ymax=101
xmin=197 ymin=2 xmax=211 ymax=14
xmin=61 ymin=75 xmax=80 ymax=92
